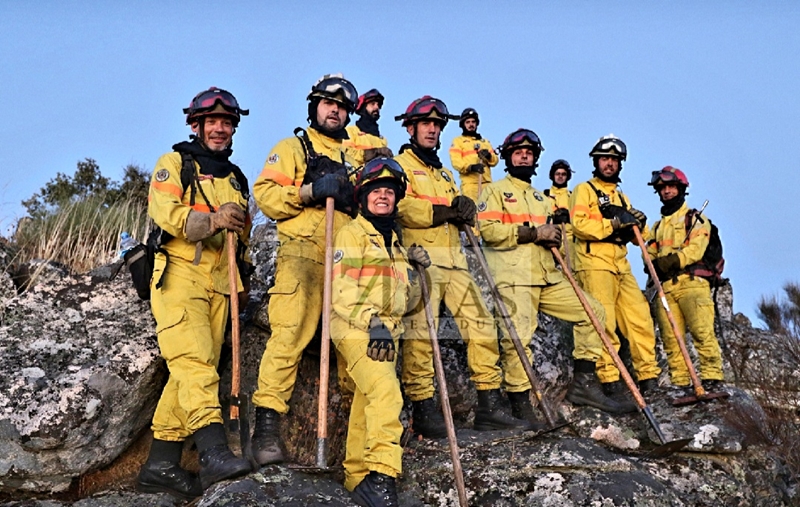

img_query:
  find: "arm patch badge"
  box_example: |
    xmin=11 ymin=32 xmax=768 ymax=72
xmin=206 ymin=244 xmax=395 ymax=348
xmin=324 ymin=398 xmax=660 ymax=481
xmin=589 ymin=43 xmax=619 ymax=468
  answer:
xmin=155 ymin=169 xmax=170 ymax=182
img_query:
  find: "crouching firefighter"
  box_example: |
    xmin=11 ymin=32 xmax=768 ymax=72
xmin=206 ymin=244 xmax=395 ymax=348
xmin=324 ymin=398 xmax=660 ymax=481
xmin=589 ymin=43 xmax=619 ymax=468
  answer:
xmin=478 ymin=129 xmax=625 ymax=416
xmin=136 ymin=87 xmax=253 ymax=500
xmin=645 ymin=166 xmax=724 ymax=391
xmin=250 ymin=74 xmax=358 ymax=466
xmin=332 ymin=157 xmax=429 ymax=507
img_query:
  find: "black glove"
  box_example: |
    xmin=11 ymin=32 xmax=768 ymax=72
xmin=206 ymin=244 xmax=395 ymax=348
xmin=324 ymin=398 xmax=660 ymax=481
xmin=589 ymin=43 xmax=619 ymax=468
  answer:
xmin=367 ymin=318 xmax=395 ymax=362
xmin=431 ymin=205 xmax=458 ymax=227
xmin=551 ymin=208 xmax=570 ymax=225
xmin=478 ymin=149 xmax=492 ymax=161
xmin=629 ymin=207 xmax=647 ymax=229
xmin=407 ymin=244 xmax=431 ymax=268
xmin=533 ymin=224 xmax=562 ymax=247
xmin=654 ymin=253 xmax=681 ymax=280
xmin=517 ymin=226 xmax=537 ymax=244
xmin=311 ymin=173 xmax=343 ymax=200
xmin=601 ymin=204 xmax=637 ymax=230
xmin=467 ymin=163 xmax=485 ymax=174
xmin=451 ymin=196 xmax=477 ymax=226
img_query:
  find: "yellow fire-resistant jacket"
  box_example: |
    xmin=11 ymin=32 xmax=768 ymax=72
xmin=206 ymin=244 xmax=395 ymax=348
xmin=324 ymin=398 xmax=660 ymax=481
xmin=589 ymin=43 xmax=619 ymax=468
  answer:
xmin=147 ymin=152 xmax=251 ymax=294
xmin=645 ymin=202 xmax=712 ymax=291
xmin=253 ymin=127 xmax=352 ymax=263
xmin=545 ymin=186 xmax=571 ymax=211
xmin=343 ymin=125 xmax=389 ymax=169
xmin=331 ymin=215 xmax=420 ymax=338
xmin=395 ymin=149 xmax=467 ymax=270
xmin=570 ymin=177 xmax=649 ymax=274
xmin=478 ymin=175 xmax=564 ymax=288
xmin=449 ymin=135 xmax=498 ymax=188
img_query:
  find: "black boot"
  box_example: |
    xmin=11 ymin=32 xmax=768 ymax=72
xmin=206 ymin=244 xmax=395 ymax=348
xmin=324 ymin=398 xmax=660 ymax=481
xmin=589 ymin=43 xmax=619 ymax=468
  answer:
xmin=194 ymin=423 xmax=252 ymax=490
xmin=351 ymin=471 xmax=399 ymax=507
xmin=136 ymin=439 xmax=202 ymax=501
xmin=566 ymin=370 xmax=629 ymax=414
xmin=702 ymin=379 xmax=725 ymax=392
xmin=601 ymin=381 xmax=639 ymax=413
xmin=474 ymin=389 xmax=535 ymax=431
xmin=507 ymin=391 xmax=549 ymax=432
xmin=639 ymin=378 xmax=659 ymax=395
xmin=252 ymin=407 xmax=285 ymax=465
xmin=411 ymin=398 xmax=448 ymax=439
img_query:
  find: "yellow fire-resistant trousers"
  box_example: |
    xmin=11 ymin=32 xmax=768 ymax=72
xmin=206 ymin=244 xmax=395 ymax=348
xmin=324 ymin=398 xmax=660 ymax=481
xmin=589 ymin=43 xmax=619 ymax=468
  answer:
xmin=332 ymin=328 xmax=403 ymax=492
xmin=402 ymin=265 xmax=502 ymax=401
xmin=253 ymin=254 xmax=324 ymax=414
xmin=497 ymin=281 xmax=606 ymax=392
xmin=652 ymin=277 xmax=724 ymax=385
xmin=576 ymin=270 xmax=661 ymax=383
xmin=150 ymin=271 xmax=228 ymax=441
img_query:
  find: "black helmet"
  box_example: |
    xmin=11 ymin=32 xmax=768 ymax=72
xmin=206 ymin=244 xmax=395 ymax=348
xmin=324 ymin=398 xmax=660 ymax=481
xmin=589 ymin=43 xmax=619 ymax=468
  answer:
xmin=549 ymin=159 xmax=574 ymax=181
xmin=458 ymin=108 xmax=479 ymax=129
xmin=307 ymin=73 xmax=358 ymax=112
xmin=589 ymin=134 xmax=627 ymax=161
xmin=184 ymin=87 xmax=248 ymax=126
xmin=355 ymin=157 xmax=408 ymax=202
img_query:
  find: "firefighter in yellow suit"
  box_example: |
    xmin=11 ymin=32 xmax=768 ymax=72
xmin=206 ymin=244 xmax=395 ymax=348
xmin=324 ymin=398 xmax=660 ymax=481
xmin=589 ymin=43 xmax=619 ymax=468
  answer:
xmin=645 ymin=166 xmax=724 ymax=390
xmin=569 ymin=134 xmax=661 ymax=411
xmin=332 ymin=157 xmax=429 ymax=507
xmin=448 ymin=108 xmax=498 ymax=202
xmin=344 ymin=88 xmax=393 ymax=168
xmin=250 ymin=74 xmax=359 ymax=466
xmin=394 ymin=96 xmax=533 ymax=438
xmin=478 ymin=129 xmax=626 ymax=417
xmin=545 ymin=159 xmax=574 ymax=259
xmin=137 ymin=88 xmax=252 ymax=500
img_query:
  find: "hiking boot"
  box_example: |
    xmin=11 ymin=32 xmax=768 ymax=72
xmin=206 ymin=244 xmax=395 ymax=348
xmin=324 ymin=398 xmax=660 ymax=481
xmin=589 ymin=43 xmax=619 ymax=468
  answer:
xmin=351 ymin=471 xmax=399 ymax=507
xmin=702 ymin=379 xmax=725 ymax=392
xmin=252 ymin=407 xmax=285 ymax=465
xmin=411 ymin=398 xmax=448 ymax=439
xmin=507 ymin=390 xmax=549 ymax=432
xmin=136 ymin=440 xmax=202 ymax=501
xmin=474 ymin=389 xmax=535 ymax=431
xmin=638 ymin=378 xmax=659 ymax=395
xmin=566 ymin=371 xmax=628 ymax=414
xmin=194 ymin=423 xmax=251 ymax=490
xmin=601 ymin=381 xmax=639 ymax=414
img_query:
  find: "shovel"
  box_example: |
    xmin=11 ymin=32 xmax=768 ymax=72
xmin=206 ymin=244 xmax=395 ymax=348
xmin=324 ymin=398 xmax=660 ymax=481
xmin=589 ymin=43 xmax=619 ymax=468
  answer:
xmin=550 ymin=246 xmax=692 ymax=457
xmin=416 ymin=264 xmax=469 ymax=507
xmin=460 ymin=225 xmax=560 ymax=427
xmin=226 ymin=231 xmax=257 ymax=469
xmin=632 ymin=225 xmax=729 ymax=407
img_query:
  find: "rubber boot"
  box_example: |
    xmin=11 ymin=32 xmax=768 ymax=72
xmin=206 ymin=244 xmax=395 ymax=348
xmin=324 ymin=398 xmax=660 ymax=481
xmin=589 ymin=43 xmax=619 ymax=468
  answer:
xmin=136 ymin=439 xmax=202 ymax=501
xmin=507 ymin=391 xmax=549 ymax=432
xmin=474 ymin=389 xmax=535 ymax=431
xmin=566 ymin=370 xmax=629 ymax=414
xmin=351 ymin=471 xmax=400 ymax=507
xmin=252 ymin=407 xmax=285 ymax=465
xmin=194 ymin=423 xmax=252 ymax=490
xmin=411 ymin=398 xmax=448 ymax=439
xmin=601 ymin=381 xmax=639 ymax=414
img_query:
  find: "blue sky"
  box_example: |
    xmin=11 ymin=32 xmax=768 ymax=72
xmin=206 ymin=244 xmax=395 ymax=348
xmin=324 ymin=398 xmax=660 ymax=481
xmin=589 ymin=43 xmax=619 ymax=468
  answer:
xmin=1 ymin=1 xmax=798 ymax=324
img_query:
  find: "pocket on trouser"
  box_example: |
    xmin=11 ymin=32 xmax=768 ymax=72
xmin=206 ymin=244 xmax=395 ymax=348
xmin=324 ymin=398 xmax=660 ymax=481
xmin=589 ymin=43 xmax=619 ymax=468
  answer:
xmin=267 ymin=276 xmax=301 ymax=329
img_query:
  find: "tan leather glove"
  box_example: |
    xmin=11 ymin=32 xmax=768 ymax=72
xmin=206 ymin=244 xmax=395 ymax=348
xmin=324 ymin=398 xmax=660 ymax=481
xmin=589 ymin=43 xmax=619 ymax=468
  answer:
xmin=211 ymin=203 xmax=246 ymax=233
xmin=517 ymin=226 xmax=537 ymax=244
xmin=407 ymin=244 xmax=431 ymax=268
xmin=532 ymin=224 xmax=562 ymax=247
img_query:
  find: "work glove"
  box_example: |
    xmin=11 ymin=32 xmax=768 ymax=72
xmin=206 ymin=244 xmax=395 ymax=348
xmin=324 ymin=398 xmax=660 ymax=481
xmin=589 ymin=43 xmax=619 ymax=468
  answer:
xmin=407 ymin=244 xmax=431 ymax=268
xmin=363 ymin=147 xmax=394 ymax=163
xmin=311 ymin=173 xmax=345 ymax=200
xmin=467 ymin=163 xmax=485 ymax=174
xmin=654 ymin=253 xmax=681 ymax=280
xmin=451 ymin=196 xmax=477 ymax=226
xmin=431 ymin=205 xmax=459 ymax=227
xmin=367 ymin=316 xmax=395 ymax=362
xmin=532 ymin=224 xmax=562 ymax=247
xmin=517 ymin=226 xmax=537 ymax=244
xmin=211 ymin=203 xmax=246 ymax=233
xmin=551 ymin=207 xmax=571 ymax=225
xmin=629 ymin=207 xmax=647 ymax=229
xmin=478 ymin=149 xmax=492 ymax=161
xmin=602 ymin=204 xmax=637 ymax=230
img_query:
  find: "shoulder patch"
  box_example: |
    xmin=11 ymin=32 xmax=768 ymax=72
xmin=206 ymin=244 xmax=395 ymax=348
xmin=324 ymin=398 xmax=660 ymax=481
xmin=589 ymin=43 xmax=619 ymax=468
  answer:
xmin=534 ymin=192 xmax=544 ymax=201
xmin=267 ymin=154 xmax=279 ymax=165
xmin=503 ymin=192 xmax=513 ymax=199
xmin=155 ymin=169 xmax=169 ymax=182
xmin=477 ymin=201 xmax=487 ymax=212
xmin=229 ymin=177 xmax=241 ymax=191
xmin=333 ymin=250 xmax=344 ymax=263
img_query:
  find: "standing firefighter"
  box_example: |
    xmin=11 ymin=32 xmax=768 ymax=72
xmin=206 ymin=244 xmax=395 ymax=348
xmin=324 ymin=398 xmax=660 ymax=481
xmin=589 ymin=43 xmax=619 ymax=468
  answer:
xmin=332 ymin=157 xmax=429 ymax=507
xmin=449 ymin=107 xmax=499 ymax=202
xmin=478 ymin=129 xmax=625 ymax=417
xmin=394 ymin=96 xmax=532 ymax=438
xmin=569 ymin=134 xmax=661 ymax=410
xmin=251 ymin=74 xmax=358 ymax=465
xmin=344 ymin=88 xmax=393 ymax=167
xmin=136 ymin=87 xmax=253 ymax=499
xmin=545 ymin=159 xmax=575 ymax=258
xmin=646 ymin=167 xmax=724 ymax=390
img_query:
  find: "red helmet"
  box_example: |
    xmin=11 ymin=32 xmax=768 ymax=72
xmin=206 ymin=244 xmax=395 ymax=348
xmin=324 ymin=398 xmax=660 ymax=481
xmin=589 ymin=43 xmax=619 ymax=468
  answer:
xmin=395 ymin=96 xmax=458 ymax=127
xmin=184 ymin=87 xmax=248 ymax=126
xmin=356 ymin=89 xmax=384 ymax=113
xmin=648 ymin=166 xmax=689 ymax=191
xmin=354 ymin=157 xmax=408 ymax=202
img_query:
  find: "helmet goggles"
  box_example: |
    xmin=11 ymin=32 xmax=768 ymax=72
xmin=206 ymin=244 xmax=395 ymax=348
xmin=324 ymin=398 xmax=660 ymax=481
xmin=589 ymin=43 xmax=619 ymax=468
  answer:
xmin=184 ymin=87 xmax=248 ymax=120
xmin=500 ymin=129 xmax=544 ymax=156
xmin=356 ymin=157 xmax=408 ymax=200
xmin=649 ymin=166 xmax=689 ymax=188
xmin=309 ymin=74 xmax=358 ymax=111
xmin=357 ymin=89 xmax=384 ymax=112
xmin=590 ymin=135 xmax=627 ymax=160
xmin=395 ymin=96 xmax=458 ymax=126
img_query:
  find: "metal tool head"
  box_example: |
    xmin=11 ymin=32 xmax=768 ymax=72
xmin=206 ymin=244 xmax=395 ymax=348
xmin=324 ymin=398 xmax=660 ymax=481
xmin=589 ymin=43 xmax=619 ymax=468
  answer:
xmin=645 ymin=437 xmax=693 ymax=458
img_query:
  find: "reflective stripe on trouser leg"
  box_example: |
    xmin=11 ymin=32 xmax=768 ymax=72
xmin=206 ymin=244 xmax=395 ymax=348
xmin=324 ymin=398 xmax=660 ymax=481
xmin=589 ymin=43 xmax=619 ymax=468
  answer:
xmin=401 ymin=265 xmax=502 ymax=400
xmin=334 ymin=330 xmax=403 ymax=491
xmin=151 ymin=273 xmax=228 ymax=441
xmin=253 ymin=255 xmax=324 ymax=413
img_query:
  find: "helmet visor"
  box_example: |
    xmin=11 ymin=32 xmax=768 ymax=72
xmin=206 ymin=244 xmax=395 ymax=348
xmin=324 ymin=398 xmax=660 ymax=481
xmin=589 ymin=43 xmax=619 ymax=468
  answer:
xmin=313 ymin=77 xmax=358 ymax=107
xmin=595 ymin=138 xmax=626 ymax=156
xmin=184 ymin=88 xmax=246 ymax=115
xmin=650 ymin=169 xmax=684 ymax=186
